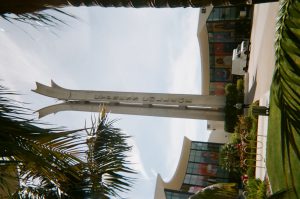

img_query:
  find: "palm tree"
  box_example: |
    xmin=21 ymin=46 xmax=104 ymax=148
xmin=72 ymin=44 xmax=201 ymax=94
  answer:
xmin=0 ymin=85 xmax=85 ymax=197
xmin=67 ymin=111 xmax=136 ymax=198
xmin=0 ymin=0 xmax=278 ymax=16
xmin=0 ymin=0 xmax=279 ymax=27
xmin=0 ymin=86 xmax=136 ymax=198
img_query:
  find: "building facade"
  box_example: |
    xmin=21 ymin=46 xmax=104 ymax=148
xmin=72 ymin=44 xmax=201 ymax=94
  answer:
xmin=154 ymin=137 xmax=231 ymax=199
xmin=198 ymin=5 xmax=253 ymax=96
xmin=154 ymin=6 xmax=254 ymax=198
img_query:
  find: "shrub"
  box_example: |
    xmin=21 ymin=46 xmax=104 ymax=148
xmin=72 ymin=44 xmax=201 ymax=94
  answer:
xmin=237 ymin=79 xmax=244 ymax=92
xmin=237 ymin=92 xmax=244 ymax=104
xmin=225 ymin=83 xmax=237 ymax=95
xmin=224 ymin=104 xmax=238 ymax=132
xmin=225 ymin=84 xmax=239 ymax=132
xmin=229 ymin=132 xmax=241 ymax=144
xmin=245 ymin=179 xmax=267 ymax=199
xmin=237 ymin=116 xmax=253 ymax=131
xmin=219 ymin=144 xmax=241 ymax=174
xmin=224 ymin=82 xmax=245 ymax=132
xmin=237 ymin=79 xmax=244 ymax=103
xmin=247 ymin=167 xmax=255 ymax=178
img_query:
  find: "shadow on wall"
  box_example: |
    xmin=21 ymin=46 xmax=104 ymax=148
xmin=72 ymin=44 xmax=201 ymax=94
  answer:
xmin=245 ymin=69 xmax=257 ymax=104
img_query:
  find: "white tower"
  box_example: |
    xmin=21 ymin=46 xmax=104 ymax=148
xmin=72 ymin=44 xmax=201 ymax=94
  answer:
xmin=33 ymin=80 xmax=226 ymax=121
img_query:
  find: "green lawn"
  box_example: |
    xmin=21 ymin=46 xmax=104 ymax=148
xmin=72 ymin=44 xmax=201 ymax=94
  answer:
xmin=266 ymin=88 xmax=300 ymax=199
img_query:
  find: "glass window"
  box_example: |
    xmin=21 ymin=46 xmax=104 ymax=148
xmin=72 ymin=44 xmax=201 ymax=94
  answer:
xmin=207 ymin=143 xmax=222 ymax=152
xmin=191 ymin=142 xmax=208 ymax=151
xmin=189 ymin=150 xmax=219 ymax=164
xmin=187 ymin=163 xmax=200 ymax=174
xmin=184 ymin=174 xmax=191 ymax=184
xmin=208 ymin=6 xmax=252 ymax=22
xmin=212 ymin=8 xmax=221 ymax=21
xmin=209 ymin=56 xmax=215 ymax=66
xmin=184 ymin=174 xmax=207 ymax=186
xmin=210 ymin=68 xmax=232 ymax=82
xmin=209 ymin=82 xmax=226 ymax=96
xmin=187 ymin=163 xmax=230 ymax=178
xmin=209 ymin=43 xmax=215 ymax=54
xmin=208 ymin=32 xmax=235 ymax=42
xmin=184 ymin=174 xmax=231 ymax=187
xmin=191 ymin=142 xmax=222 ymax=152
xmin=230 ymin=7 xmax=237 ymax=19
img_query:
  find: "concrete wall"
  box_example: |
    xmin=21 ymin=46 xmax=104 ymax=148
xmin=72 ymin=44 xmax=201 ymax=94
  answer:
xmin=154 ymin=137 xmax=192 ymax=199
xmin=208 ymin=130 xmax=230 ymax=144
xmin=197 ymin=6 xmax=213 ymax=95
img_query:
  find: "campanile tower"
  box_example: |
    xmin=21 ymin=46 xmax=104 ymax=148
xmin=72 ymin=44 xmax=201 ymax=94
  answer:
xmin=33 ymin=80 xmax=225 ymax=121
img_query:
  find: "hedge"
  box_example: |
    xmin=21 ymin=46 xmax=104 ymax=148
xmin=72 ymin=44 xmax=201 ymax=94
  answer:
xmin=224 ymin=83 xmax=244 ymax=132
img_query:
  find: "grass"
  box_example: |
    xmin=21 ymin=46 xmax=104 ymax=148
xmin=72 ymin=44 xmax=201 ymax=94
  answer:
xmin=266 ymin=92 xmax=300 ymax=199
xmin=241 ymin=0 xmax=300 ymax=197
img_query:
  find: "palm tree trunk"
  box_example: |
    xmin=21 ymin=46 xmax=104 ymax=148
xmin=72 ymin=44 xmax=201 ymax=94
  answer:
xmin=0 ymin=0 xmax=279 ymax=15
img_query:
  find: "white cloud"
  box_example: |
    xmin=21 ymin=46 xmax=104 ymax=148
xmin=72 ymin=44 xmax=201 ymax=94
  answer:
xmin=127 ymin=136 xmax=150 ymax=180
xmin=168 ymin=11 xmax=201 ymax=94
xmin=0 ymin=32 xmax=48 ymax=90
xmin=150 ymin=168 xmax=158 ymax=177
xmin=161 ymin=11 xmax=210 ymax=180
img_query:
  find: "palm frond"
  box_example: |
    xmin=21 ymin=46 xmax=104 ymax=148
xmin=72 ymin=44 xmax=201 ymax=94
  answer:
xmin=75 ymin=110 xmax=137 ymax=198
xmin=268 ymin=0 xmax=300 ymax=197
xmin=0 ymin=0 xmax=250 ymax=16
xmin=0 ymin=85 xmax=85 ymax=196
xmin=1 ymin=8 xmax=76 ymax=28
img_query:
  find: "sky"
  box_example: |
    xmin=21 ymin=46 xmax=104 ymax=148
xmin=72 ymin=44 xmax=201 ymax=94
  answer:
xmin=0 ymin=7 xmax=210 ymax=198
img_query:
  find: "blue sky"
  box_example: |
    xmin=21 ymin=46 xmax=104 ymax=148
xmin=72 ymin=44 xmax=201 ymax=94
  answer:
xmin=0 ymin=7 xmax=209 ymax=198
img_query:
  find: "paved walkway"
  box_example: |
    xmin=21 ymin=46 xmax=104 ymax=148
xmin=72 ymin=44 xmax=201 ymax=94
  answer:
xmin=246 ymin=2 xmax=279 ymax=104
xmin=245 ymin=2 xmax=279 ymax=183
